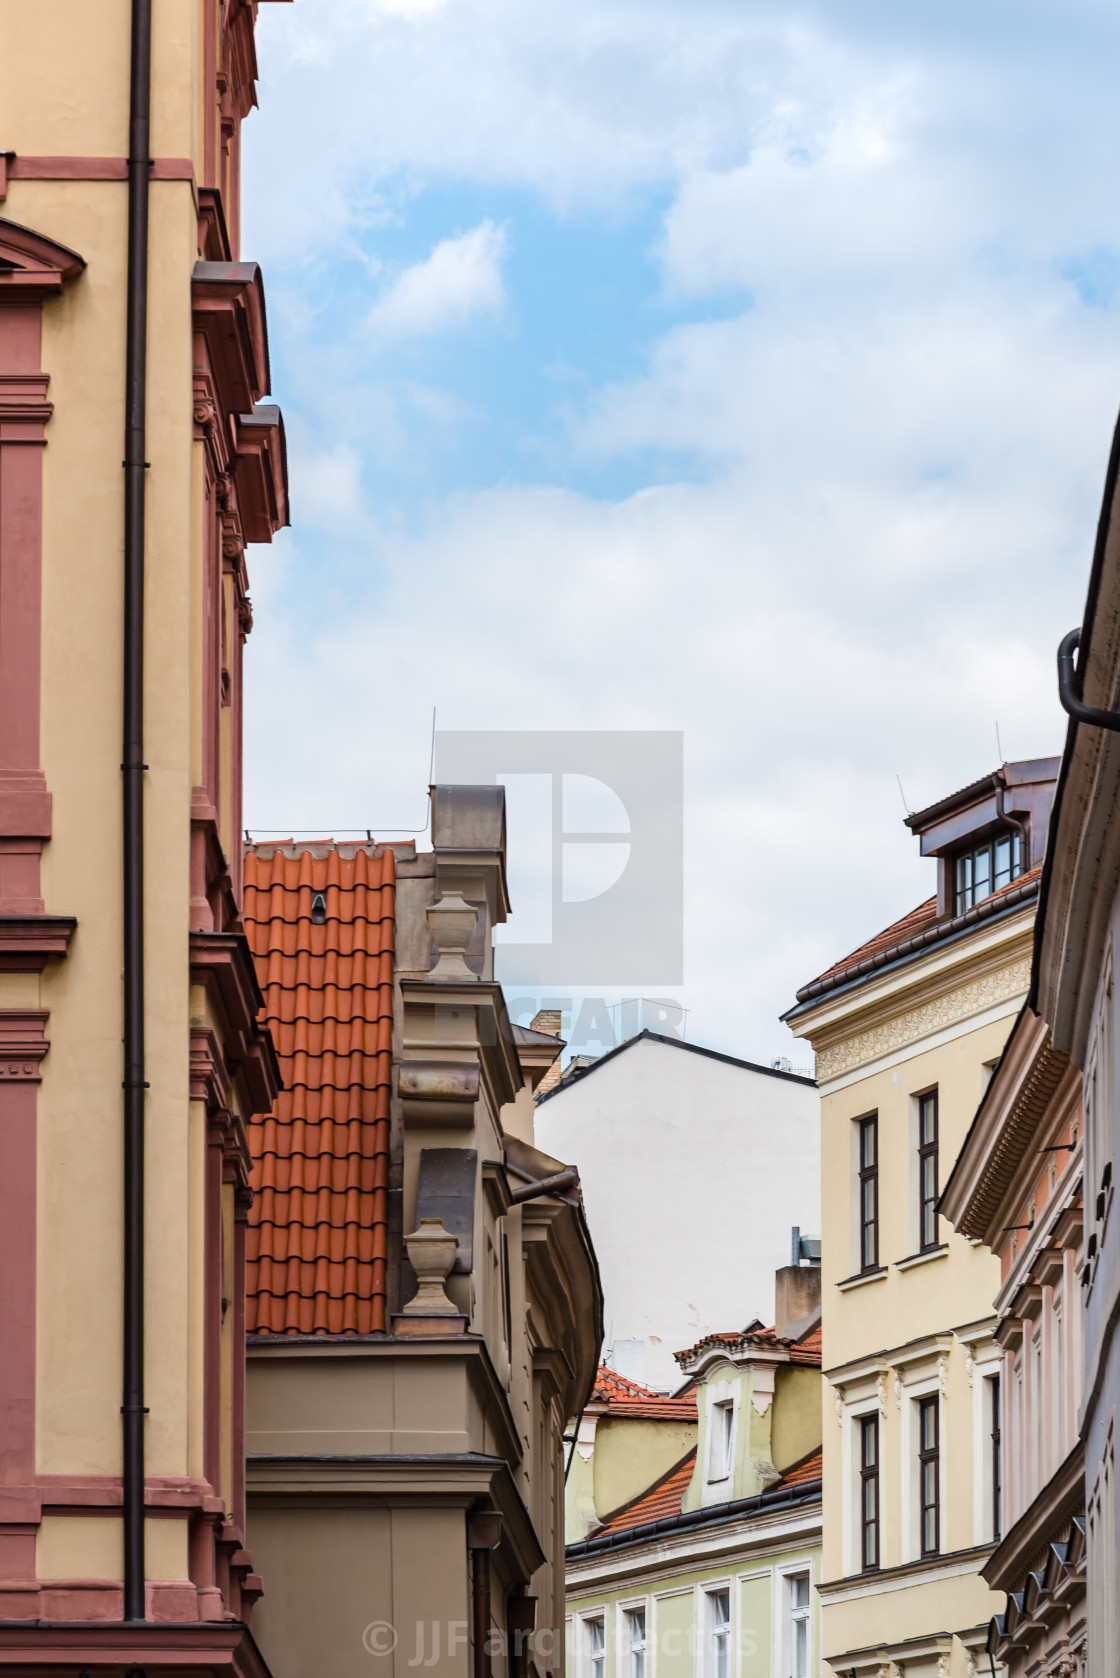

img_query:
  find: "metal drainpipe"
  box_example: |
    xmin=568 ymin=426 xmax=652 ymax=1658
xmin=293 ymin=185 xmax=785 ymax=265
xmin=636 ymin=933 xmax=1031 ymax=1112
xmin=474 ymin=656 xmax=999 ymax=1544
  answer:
xmin=122 ymin=0 xmax=152 ymax=1626
xmin=466 ymin=1512 xmax=502 ymax=1678
xmin=991 ymin=773 xmax=1030 ymax=869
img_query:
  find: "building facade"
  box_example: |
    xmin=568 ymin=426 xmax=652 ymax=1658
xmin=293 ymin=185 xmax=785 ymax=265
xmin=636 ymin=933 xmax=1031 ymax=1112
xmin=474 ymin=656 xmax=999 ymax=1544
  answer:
xmin=242 ymin=788 xmax=603 ymax=1678
xmin=1031 ymin=407 xmax=1120 ymax=1675
xmin=564 ymin=1269 xmax=822 ymax=1678
xmin=784 ymin=760 xmax=1058 ymax=1678
xmin=0 ymin=2 xmax=287 ymax=1671
xmin=940 ymin=1004 xmax=1086 ymax=1675
xmin=534 ymin=1032 xmax=819 ymax=1392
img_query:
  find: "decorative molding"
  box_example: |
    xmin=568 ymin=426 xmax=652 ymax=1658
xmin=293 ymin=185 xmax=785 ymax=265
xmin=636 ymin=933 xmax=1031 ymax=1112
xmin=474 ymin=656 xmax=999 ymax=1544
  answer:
xmin=0 ymin=1010 xmax=48 ymax=1078
xmin=815 ymin=955 xmax=1031 ymax=1080
xmin=0 ymin=914 xmax=74 ymax=972
xmin=0 ymin=218 xmax=84 ymax=920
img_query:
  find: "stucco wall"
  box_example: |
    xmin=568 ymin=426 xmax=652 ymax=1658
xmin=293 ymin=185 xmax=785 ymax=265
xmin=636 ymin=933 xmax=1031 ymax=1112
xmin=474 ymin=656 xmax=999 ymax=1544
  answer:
xmin=535 ymin=1038 xmax=819 ymax=1391
xmin=251 ymin=1503 xmax=470 ymax=1678
xmin=593 ymin=1418 xmax=697 ymax=1520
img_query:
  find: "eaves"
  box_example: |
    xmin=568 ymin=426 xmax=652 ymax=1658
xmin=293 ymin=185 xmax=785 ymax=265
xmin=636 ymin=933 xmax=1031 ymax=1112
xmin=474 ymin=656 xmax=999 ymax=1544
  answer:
xmin=564 ymin=1495 xmax=821 ymax=1595
xmin=785 ymin=902 xmax=1036 ymax=1050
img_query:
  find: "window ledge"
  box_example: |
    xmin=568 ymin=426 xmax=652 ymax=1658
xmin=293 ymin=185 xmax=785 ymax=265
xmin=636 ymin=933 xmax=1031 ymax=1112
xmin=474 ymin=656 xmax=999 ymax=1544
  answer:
xmin=895 ymin=1246 xmax=949 ymax=1272
xmin=836 ymin=1267 xmax=887 ymax=1293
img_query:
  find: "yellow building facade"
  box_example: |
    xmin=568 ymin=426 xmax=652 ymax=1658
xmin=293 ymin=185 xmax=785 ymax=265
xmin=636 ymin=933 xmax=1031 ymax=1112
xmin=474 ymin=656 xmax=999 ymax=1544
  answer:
xmin=0 ymin=3 xmax=287 ymax=1671
xmin=784 ymin=761 xmax=1058 ymax=1677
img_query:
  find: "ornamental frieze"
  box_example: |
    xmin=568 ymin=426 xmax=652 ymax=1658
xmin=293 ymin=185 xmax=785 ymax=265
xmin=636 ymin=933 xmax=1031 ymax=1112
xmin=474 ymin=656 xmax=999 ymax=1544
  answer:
xmin=815 ymin=955 xmax=1031 ymax=1081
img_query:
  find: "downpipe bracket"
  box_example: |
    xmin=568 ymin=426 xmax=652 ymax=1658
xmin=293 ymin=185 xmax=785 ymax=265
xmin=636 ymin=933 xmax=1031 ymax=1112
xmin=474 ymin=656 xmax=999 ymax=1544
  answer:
xmin=1058 ymin=627 xmax=1120 ymax=732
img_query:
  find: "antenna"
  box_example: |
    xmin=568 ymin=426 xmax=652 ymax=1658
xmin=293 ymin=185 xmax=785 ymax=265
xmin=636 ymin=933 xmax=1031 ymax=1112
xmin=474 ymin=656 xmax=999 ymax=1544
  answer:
xmin=895 ymin=774 xmax=910 ymax=815
xmin=995 ymin=720 xmax=1004 ymax=764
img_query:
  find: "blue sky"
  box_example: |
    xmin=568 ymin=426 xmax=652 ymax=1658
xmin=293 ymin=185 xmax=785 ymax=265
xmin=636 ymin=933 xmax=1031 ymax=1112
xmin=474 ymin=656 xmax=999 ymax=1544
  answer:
xmin=241 ymin=0 xmax=1120 ymax=1063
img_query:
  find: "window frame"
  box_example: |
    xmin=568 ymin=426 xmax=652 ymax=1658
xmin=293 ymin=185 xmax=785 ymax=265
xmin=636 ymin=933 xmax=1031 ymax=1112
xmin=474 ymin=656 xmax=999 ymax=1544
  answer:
xmin=621 ymin=1603 xmax=646 ymax=1678
xmin=702 ymin=1584 xmax=732 ymax=1678
xmin=918 ymin=1394 xmax=940 ymax=1558
xmin=583 ymin=1613 xmax=607 ymax=1678
xmin=917 ymin=1090 xmax=940 ymax=1253
xmin=991 ymin=1372 xmax=1002 ymax=1541
xmin=783 ymin=1567 xmax=812 ymax=1678
xmin=707 ymin=1392 xmax=735 ymax=1484
xmin=859 ymin=1412 xmax=880 ymax=1572
xmin=953 ymin=827 xmax=1023 ymax=913
xmin=858 ymin=1115 xmax=879 ymax=1273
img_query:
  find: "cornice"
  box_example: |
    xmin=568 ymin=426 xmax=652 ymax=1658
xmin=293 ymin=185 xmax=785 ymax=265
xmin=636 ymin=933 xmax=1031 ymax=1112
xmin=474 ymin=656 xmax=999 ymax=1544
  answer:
xmin=941 ymin=1003 xmax=1077 ymax=1243
xmin=982 ymin=1440 xmax=1084 ymax=1593
xmin=0 ymin=914 xmax=75 ymax=972
xmin=792 ymin=906 xmax=1035 ymax=1057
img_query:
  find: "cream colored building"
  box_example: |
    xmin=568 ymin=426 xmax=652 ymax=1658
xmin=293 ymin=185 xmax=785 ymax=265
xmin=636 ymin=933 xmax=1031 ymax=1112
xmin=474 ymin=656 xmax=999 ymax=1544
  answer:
xmin=784 ymin=760 xmax=1058 ymax=1677
xmin=0 ymin=2 xmax=288 ymax=1672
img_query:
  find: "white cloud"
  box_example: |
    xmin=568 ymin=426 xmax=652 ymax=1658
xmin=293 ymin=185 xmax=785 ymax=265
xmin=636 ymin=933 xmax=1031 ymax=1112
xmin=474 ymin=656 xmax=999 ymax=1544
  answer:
xmin=241 ymin=0 xmax=1120 ymax=1062
xmin=365 ymin=221 xmax=508 ymax=338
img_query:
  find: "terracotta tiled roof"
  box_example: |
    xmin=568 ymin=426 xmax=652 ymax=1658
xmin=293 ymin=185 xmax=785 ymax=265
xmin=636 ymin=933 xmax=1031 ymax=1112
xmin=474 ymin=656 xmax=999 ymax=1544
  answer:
xmin=777 ymin=1446 xmax=822 ymax=1488
xmin=592 ymin=1366 xmax=661 ymax=1402
xmin=675 ymin=1320 xmax=822 ymax=1368
xmin=590 ymin=1364 xmax=698 ymax=1418
xmin=796 ymin=864 xmax=1043 ymax=1002
xmin=243 ymin=843 xmax=395 ymax=1336
xmin=595 ymin=1451 xmax=696 ymax=1535
xmin=810 ymin=897 xmax=940 ymax=987
xmin=591 ymin=1441 xmax=821 ymax=1541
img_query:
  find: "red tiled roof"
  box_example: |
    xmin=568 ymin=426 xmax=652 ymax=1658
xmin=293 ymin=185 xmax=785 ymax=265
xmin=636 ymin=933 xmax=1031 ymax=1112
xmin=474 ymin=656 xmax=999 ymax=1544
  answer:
xmin=675 ymin=1321 xmax=822 ymax=1368
xmin=810 ymin=897 xmax=940 ymax=987
xmin=243 ymin=843 xmax=395 ymax=1336
xmin=592 ymin=1441 xmax=821 ymax=1540
xmin=593 ymin=1366 xmax=660 ymax=1402
xmin=777 ymin=1446 xmax=822 ymax=1488
xmin=596 ymin=1451 xmax=696 ymax=1535
xmin=591 ymin=1365 xmax=698 ymax=1418
xmin=799 ymin=864 xmax=1043 ymax=998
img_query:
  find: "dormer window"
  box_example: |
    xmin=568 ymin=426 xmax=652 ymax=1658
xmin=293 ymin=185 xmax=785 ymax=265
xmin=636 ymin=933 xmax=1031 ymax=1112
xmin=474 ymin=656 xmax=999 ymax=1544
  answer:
xmin=954 ymin=829 xmax=1023 ymax=913
xmin=708 ymin=1398 xmax=734 ymax=1482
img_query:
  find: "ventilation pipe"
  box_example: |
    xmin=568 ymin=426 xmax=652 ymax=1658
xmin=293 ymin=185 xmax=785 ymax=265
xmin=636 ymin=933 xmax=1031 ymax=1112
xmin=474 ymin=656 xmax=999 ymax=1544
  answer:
xmin=122 ymin=0 xmax=152 ymax=1625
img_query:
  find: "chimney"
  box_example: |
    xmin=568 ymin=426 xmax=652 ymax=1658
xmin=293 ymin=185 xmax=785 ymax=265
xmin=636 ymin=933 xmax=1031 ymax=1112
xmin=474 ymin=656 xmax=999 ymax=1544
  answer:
xmin=531 ymin=1011 xmax=564 ymax=1100
xmin=774 ymin=1263 xmax=821 ymax=1342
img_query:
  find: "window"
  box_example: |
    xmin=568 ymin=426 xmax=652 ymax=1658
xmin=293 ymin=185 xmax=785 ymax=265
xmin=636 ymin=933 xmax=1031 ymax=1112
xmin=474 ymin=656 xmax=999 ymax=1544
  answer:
xmin=954 ymin=829 xmax=1023 ymax=911
xmin=991 ymin=1374 xmax=1002 ymax=1540
xmin=586 ymin=1616 xmax=605 ymax=1678
xmin=785 ymin=1571 xmax=811 ymax=1678
xmin=919 ymin=1396 xmax=940 ymax=1556
xmin=705 ymin=1589 xmax=731 ymax=1678
xmin=708 ymin=1400 xmax=734 ymax=1481
xmin=918 ymin=1091 xmax=939 ymax=1251
xmin=624 ymin=1607 xmax=646 ymax=1678
xmin=858 ymin=1116 xmax=879 ymax=1272
xmin=860 ymin=1414 xmax=880 ymax=1570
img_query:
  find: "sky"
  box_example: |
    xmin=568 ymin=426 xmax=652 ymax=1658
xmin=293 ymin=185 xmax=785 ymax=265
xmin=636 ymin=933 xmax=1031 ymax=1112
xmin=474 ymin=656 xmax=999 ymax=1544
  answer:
xmin=240 ymin=0 xmax=1120 ymax=1068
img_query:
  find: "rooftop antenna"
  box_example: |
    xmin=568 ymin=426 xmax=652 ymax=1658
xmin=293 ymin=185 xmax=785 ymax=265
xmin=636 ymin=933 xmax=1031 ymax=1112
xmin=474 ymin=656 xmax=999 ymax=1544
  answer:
xmin=995 ymin=720 xmax=1004 ymax=764
xmin=895 ymin=774 xmax=910 ymax=815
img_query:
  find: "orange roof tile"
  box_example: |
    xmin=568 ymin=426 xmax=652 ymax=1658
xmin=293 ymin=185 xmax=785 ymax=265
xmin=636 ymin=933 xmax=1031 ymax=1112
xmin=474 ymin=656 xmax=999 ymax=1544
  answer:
xmin=777 ymin=1446 xmax=822 ymax=1488
xmin=798 ymin=864 xmax=1043 ymax=999
xmin=596 ymin=1452 xmax=696 ymax=1535
xmin=592 ymin=1366 xmax=660 ymax=1402
xmin=243 ymin=843 xmax=395 ymax=1336
xmin=590 ymin=1365 xmax=698 ymax=1418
